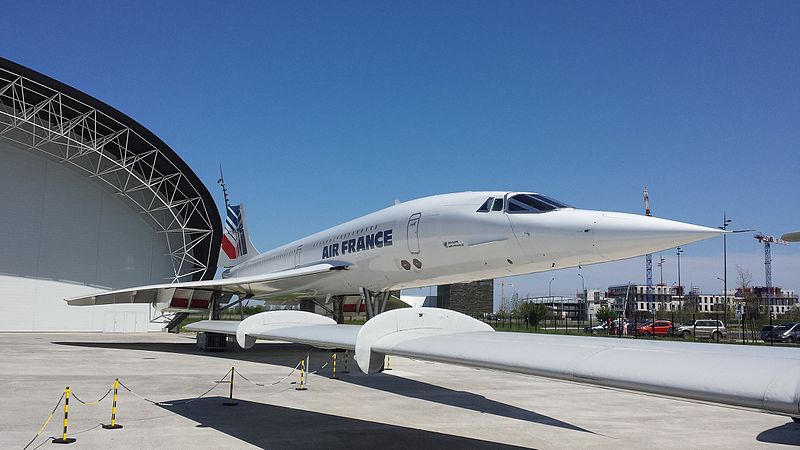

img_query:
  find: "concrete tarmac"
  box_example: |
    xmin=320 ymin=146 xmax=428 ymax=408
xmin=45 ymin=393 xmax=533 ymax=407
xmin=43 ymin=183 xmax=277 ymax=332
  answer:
xmin=1 ymin=332 xmax=798 ymax=449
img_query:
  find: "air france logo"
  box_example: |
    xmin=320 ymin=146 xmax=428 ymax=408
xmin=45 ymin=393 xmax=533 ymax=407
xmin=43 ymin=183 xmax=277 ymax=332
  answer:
xmin=322 ymin=229 xmax=393 ymax=259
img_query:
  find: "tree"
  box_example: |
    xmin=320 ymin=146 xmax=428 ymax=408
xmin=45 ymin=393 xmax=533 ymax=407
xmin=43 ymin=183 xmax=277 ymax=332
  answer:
xmin=737 ymin=265 xmax=760 ymax=320
xmin=518 ymin=302 xmax=548 ymax=329
xmin=508 ymin=292 xmax=522 ymax=314
xmin=596 ymin=305 xmax=617 ymax=322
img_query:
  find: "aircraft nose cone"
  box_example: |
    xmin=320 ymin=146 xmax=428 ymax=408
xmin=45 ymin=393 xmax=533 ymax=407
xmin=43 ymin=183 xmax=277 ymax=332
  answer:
xmin=593 ymin=212 xmax=723 ymax=260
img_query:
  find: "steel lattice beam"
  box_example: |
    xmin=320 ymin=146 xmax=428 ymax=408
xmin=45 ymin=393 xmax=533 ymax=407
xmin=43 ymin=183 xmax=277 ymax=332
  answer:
xmin=0 ymin=62 xmax=219 ymax=283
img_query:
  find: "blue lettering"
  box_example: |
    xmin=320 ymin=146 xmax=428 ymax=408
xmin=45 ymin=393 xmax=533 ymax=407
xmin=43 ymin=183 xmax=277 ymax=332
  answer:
xmin=348 ymin=239 xmax=356 ymax=253
xmin=384 ymin=229 xmax=393 ymax=246
xmin=340 ymin=240 xmax=347 ymax=255
xmin=375 ymin=231 xmax=383 ymax=248
xmin=322 ymin=246 xmax=329 ymax=259
xmin=332 ymin=243 xmax=339 ymax=257
xmin=365 ymin=233 xmax=375 ymax=249
xmin=356 ymin=236 xmax=365 ymax=252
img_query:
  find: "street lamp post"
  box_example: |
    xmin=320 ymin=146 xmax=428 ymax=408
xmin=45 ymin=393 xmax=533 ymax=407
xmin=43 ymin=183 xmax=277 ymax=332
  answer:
xmin=677 ymin=247 xmax=684 ymax=310
xmin=718 ymin=215 xmax=731 ymax=326
xmin=657 ymin=255 xmax=666 ymax=311
xmin=716 ymin=276 xmax=725 ymax=338
xmin=549 ymin=277 xmax=555 ymax=330
xmin=578 ymin=273 xmax=585 ymax=327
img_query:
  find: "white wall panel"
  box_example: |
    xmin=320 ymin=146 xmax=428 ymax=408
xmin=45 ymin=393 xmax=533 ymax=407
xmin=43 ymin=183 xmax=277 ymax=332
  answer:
xmin=0 ymin=141 xmax=175 ymax=331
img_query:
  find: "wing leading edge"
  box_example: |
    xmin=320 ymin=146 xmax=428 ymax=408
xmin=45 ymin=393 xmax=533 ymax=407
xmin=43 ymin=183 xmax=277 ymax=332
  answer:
xmin=65 ymin=262 xmax=350 ymax=308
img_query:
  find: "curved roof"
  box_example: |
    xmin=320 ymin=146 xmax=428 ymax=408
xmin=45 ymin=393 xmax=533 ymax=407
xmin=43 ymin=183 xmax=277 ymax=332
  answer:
xmin=0 ymin=57 xmax=220 ymax=282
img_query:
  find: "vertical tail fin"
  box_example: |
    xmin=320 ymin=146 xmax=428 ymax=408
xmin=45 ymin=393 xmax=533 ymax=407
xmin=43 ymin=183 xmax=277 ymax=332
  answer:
xmin=217 ymin=167 xmax=259 ymax=268
xmin=219 ymin=203 xmax=259 ymax=268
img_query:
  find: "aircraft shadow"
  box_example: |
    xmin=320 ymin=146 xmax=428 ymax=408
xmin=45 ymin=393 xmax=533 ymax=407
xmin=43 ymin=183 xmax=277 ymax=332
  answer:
xmin=55 ymin=339 xmax=311 ymax=364
xmin=160 ymin=396 xmax=533 ymax=449
xmin=756 ymin=421 xmax=800 ymax=445
xmin=55 ymin=340 xmax=591 ymax=433
xmin=338 ymin=370 xmax=595 ymax=434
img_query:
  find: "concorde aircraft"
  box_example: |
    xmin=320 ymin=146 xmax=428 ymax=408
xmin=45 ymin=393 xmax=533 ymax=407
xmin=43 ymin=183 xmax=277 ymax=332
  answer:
xmin=68 ymin=191 xmax=721 ymax=312
xmin=66 ymin=191 xmax=800 ymax=420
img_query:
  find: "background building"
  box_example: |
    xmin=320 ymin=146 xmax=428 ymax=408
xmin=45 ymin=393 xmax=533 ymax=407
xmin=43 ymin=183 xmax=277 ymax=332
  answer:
xmin=437 ymin=280 xmax=493 ymax=315
xmin=735 ymin=287 xmax=799 ymax=317
xmin=0 ymin=58 xmax=220 ymax=331
xmin=607 ymin=284 xmax=682 ymax=313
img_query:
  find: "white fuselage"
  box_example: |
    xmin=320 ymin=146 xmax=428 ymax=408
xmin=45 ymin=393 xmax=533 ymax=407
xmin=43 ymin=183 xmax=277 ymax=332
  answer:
xmin=224 ymin=191 xmax=720 ymax=299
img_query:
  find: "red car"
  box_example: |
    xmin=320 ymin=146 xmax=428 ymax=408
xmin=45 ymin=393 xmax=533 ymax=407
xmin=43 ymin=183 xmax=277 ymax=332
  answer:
xmin=636 ymin=320 xmax=673 ymax=336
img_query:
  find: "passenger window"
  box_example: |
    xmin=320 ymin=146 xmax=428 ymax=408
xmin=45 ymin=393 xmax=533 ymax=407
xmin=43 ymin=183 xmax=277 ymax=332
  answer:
xmin=491 ymin=198 xmax=504 ymax=211
xmin=477 ymin=197 xmax=493 ymax=212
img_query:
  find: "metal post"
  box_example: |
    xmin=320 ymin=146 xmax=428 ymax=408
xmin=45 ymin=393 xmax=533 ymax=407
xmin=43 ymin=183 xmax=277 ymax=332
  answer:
xmin=223 ymin=366 xmax=238 ymax=405
xmin=331 ymin=353 xmax=338 ymax=379
xmin=296 ymin=359 xmax=307 ymax=391
xmin=102 ymin=379 xmax=123 ymax=429
xmin=341 ymin=351 xmax=350 ymax=374
xmin=385 ymin=354 xmax=392 ymax=371
xmin=52 ymin=387 xmax=76 ymax=444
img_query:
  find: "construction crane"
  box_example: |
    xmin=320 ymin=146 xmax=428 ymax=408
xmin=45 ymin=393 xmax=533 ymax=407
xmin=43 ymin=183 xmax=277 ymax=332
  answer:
xmin=644 ymin=188 xmax=654 ymax=314
xmin=754 ymin=233 xmax=788 ymax=345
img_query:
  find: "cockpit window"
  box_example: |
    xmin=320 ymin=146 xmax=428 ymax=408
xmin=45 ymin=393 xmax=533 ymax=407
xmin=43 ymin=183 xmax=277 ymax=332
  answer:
xmin=536 ymin=194 xmax=572 ymax=209
xmin=491 ymin=198 xmax=504 ymax=211
xmin=507 ymin=194 xmax=572 ymax=213
xmin=477 ymin=197 xmax=493 ymax=212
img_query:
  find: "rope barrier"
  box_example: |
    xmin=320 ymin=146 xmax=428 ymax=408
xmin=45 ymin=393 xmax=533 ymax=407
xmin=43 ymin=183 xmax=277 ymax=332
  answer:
xmin=117 ymin=368 xmax=232 ymax=406
xmin=71 ymin=388 xmax=112 ymax=406
xmin=21 ymin=360 xmax=330 ymax=448
xmin=23 ymin=391 xmax=64 ymax=450
xmin=235 ymin=360 xmax=302 ymax=387
xmin=308 ymin=354 xmax=335 ymax=375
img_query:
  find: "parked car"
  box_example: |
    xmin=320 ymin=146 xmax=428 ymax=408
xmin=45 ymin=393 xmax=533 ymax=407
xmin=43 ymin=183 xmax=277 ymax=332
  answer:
xmin=636 ymin=320 xmax=673 ymax=336
xmin=585 ymin=322 xmax=608 ymax=334
xmin=764 ymin=323 xmax=800 ymax=343
xmin=760 ymin=325 xmax=774 ymax=342
xmin=673 ymin=320 xmax=726 ymax=341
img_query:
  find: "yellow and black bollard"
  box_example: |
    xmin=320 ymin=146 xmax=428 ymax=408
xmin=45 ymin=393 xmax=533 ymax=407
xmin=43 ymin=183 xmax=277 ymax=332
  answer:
xmin=52 ymin=387 xmax=76 ymax=444
xmin=341 ymin=351 xmax=350 ymax=374
xmin=384 ymin=354 xmax=392 ymax=371
xmin=102 ymin=379 xmax=123 ymax=429
xmin=295 ymin=359 xmax=308 ymax=391
xmin=223 ymin=366 xmax=238 ymax=406
xmin=331 ymin=353 xmax=338 ymax=379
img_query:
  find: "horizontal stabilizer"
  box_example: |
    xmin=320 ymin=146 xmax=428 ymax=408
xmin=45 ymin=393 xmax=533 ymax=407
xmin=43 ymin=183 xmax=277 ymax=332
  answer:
xmin=209 ymin=308 xmax=800 ymax=417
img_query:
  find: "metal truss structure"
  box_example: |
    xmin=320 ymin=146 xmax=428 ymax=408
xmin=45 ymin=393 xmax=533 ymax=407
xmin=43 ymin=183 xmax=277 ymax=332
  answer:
xmin=0 ymin=58 xmax=220 ymax=282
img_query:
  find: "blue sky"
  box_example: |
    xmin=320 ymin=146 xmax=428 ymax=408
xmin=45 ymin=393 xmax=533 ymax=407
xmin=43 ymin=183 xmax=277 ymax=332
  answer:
xmin=3 ymin=1 xmax=798 ymax=303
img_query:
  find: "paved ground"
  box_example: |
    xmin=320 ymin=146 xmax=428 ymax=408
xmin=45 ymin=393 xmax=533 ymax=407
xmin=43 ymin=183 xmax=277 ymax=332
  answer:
xmin=1 ymin=332 xmax=798 ymax=449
